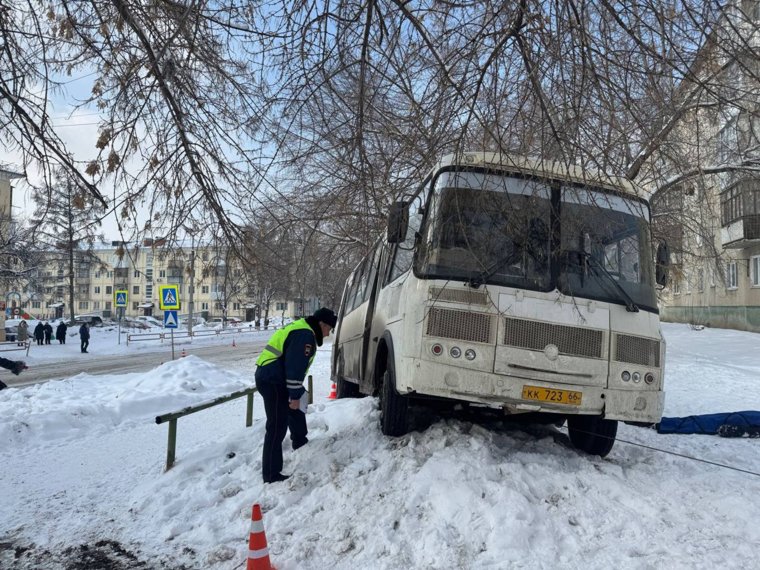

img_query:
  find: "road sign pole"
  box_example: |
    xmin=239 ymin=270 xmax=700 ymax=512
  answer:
xmin=171 ymin=329 xmax=175 ymax=360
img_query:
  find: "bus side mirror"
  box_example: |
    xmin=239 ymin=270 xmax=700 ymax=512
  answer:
xmin=655 ymin=241 xmax=670 ymax=286
xmin=387 ymin=202 xmax=409 ymax=244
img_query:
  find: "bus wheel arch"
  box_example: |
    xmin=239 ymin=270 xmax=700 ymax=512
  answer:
xmin=376 ymin=334 xmax=410 ymax=437
xmin=335 ymin=349 xmax=361 ymax=398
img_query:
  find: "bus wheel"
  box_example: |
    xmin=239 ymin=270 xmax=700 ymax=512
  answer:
xmin=567 ymin=415 xmax=617 ymax=457
xmin=337 ymin=376 xmax=361 ymax=398
xmin=380 ymin=366 xmax=409 ymax=437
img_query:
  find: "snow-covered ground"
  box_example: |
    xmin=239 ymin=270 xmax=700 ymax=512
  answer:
xmin=2 ymin=322 xmax=759 ymax=569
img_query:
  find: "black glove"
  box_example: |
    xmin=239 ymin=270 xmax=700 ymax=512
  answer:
xmin=12 ymin=361 xmax=26 ymax=376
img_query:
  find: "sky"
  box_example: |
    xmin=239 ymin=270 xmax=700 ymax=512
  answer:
xmin=1 ymin=322 xmax=760 ymax=569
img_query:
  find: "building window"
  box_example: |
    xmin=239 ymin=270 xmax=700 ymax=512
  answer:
xmin=201 ymin=302 xmax=208 ymax=310
xmin=276 ymin=302 xmax=287 ymax=311
xmin=94 ymin=286 xmax=101 ymax=294
xmin=79 ymin=285 xmax=89 ymax=295
xmin=159 ymin=269 xmax=166 ymax=278
xmin=133 ymin=302 xmax=139 ymax=310
xmin=93 ymin=301 xmax=100 ymax=310
xmin=685 ymin=272 xmax=691 ymax=294
xmin=78 ymin=301 xmax=89 ymax=310
xmin=697 ymin=269 xmax=704 ymax=292
xmin=146 ymin=285 xmax=153 ymax=299
xmin=752 ymin=256 xmax=760 ymax=287
xmin=106 ymin=286 xmax=113 ymax=295
xmin=233 ymin=302 xmax=240 ymax=310
xmin=134 ymin=270 xmax=140 ymax=278
xmin=32 ymin=301 xmax=41 ymax=309
xmin=105 ymin=301 xmax=112 ymax=310
xmin=133 ymin=286 xmax=140 ymax=295
xmin=727 ymin=261 xmax=739 ymax=290
xmin=202 ymin=285 xmax=209 ymax=294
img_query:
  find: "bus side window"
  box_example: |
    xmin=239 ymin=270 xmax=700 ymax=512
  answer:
xmin=353 ymin=260 xmax=369 ymax=310
xmin=344 ymin=270 xmax=360 ymax=315
xmin=358 ymin=244 xmax=381 ymax=305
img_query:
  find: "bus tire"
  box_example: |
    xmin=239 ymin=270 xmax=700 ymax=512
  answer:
xmin=567 ymin=415 xmax=617 ymax=457
xmin=380 ymin=366 xmax=409 ymax=437
xmin=337 ymin=376 xmax=361 ymax=398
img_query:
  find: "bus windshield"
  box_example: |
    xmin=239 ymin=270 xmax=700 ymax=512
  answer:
xmin=415 ymin=170 xmax=658 ymax=312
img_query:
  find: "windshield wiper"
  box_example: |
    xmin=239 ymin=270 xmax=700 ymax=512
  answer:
xmin=466 ymin=251 xmax=518 ymax=288
xmin=565 ymin=250 xmax=639 ymax=312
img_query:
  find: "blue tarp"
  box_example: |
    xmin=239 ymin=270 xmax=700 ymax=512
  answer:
xmin=657 ymin=411 xmax=760 ymax=436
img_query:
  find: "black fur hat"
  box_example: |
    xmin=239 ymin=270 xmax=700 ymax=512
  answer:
xmin=312 ymin=307 xmax=337 ymax=328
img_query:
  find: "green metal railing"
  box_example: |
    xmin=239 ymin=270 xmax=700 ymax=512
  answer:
xmin=155 ymin=375 xmax=314 ymax=471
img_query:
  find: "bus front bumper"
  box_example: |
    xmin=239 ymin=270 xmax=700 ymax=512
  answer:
xmin=401 ymin=359 xmax=664 ymax=423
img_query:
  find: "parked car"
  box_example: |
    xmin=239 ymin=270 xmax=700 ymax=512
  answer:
xmin=209 ymin=316 xmax=242 ymax=327
xmin=73 ymin=315 xmax=105 ymax=327
xmin=4 ymin=318 xmax=22 ymax=342
xmin=136 ymin=316 xmax=163 ymax=328
xmin=178 ymin=315 xmax=206 ymax=327
xmin=120 ymin=318 xmax=150 ymax=330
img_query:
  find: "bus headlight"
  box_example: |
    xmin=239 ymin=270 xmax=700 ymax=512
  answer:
xmin=632 ymin=372 xmax=642 ymax=383
xmin=431 ymin=344 xmax=443 ymax=356
xmin=450 ymin=346 xmax=461 ymax=358
xmin=621 ymin=371 xmax=631 ymax=382
xmin=464 ymin=349 xmax=476 ymax=361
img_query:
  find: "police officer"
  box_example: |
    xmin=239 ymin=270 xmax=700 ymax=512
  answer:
xmin=254 ymin=307 xmax=337 ymax=483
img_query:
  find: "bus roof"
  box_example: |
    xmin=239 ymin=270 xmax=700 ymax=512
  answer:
xmin=435 ymin=152 xmax=646 ymax=201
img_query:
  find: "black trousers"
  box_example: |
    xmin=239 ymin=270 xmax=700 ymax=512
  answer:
xmin=255 ymin=378 xmax=308 ymax=482
xmin=81 ymin=339 xmax=89 ymax=352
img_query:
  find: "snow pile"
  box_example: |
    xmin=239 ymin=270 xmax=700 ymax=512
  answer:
xmin=1 ymin=323 xmax=760 ymax=569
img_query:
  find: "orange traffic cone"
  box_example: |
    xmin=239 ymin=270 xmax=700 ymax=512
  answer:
xmin=247 ymin=503 xmax=274 ymax=570
xmin=181 ymin=348 xmax=187 ymax=358
xmin=328 ymin=382 xmax=337 ymax=400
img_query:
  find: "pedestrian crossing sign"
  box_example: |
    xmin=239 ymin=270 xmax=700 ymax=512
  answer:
xmin=115 ymin=290 xmax=128 ymax=307
xmin=163 ymin=310 xmax=178 ymax=329
xmin=159 ymin=285 xmax=181 ymax=310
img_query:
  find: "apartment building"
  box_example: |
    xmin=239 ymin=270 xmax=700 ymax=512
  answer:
xmin=23 ymin=239 xmax=319 ymax=323
xmin=650 ymin=1 xmax=760 ymax=332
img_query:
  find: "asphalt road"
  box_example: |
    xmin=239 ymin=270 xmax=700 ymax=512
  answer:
xmin=3 ymin=340 xmax=268 ymax=389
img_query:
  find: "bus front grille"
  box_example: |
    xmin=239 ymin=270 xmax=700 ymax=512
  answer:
xmin=503 ymin=317 xmax=604 ymax=359
xmin=428 ymin=287 xmax=489 ymax=306
xmin=614 ymin=334 xmax=660 ymax=367
xmin=425 ymin=307 xmax=492 ymax=343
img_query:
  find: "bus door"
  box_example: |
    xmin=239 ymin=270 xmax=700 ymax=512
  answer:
xmin=337 ymin=245 xmax=382 ymax=385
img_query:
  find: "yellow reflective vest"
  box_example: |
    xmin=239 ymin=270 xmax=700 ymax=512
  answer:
xmin=255 ymin=318 xmax=316 ymax=372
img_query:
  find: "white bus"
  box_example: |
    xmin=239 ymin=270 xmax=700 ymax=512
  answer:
xmin=331 ymin=152 xmax=670 ymax=456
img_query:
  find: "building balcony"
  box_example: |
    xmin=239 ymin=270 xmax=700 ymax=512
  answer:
xmin=721 ymin=215 xmax=760 ymax=249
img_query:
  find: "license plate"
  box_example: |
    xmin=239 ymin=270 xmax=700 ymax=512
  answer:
xmin=522 ymin=385 xmax=582 ymax=406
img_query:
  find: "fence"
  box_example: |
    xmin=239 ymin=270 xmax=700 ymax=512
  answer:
xmin=155 ymin=375 xmax=314 ymax=471
xmin=0 ymin=340 xmax=31 ymax=356
xmin=127 ymin=323 xmax=284 ymax=345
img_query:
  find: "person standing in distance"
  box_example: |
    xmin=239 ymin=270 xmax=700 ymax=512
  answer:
xmin=79 ymin=322 xmax=90 ymax=353
xmin=254 ymin=307 xmax=337 ymax=484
